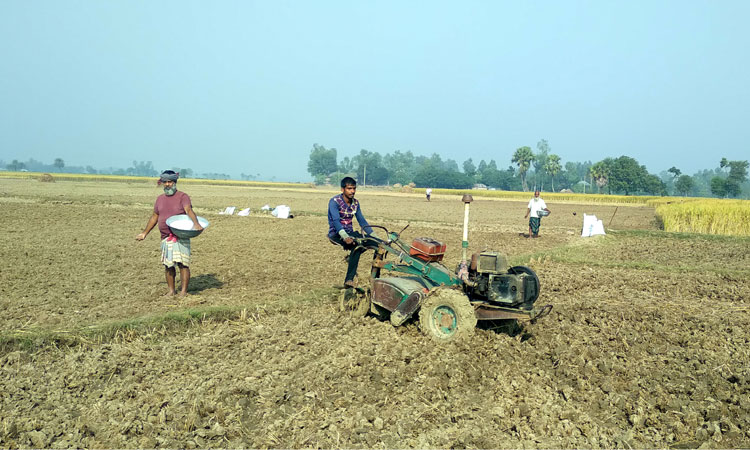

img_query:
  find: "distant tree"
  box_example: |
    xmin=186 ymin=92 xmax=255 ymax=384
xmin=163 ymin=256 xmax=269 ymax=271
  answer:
xmin=199 ymin=172 xmax=230 ymax=180
xmin=338 ymin=156 xmax=355 ymax=173
xmin=53 ymin=158 xmax=65 ymax=172
xmin=720 ymin=157 xmax=729 ymax=174
xmin=443 ymin=158 xmax=460 ymax=173
xmin=543 ymin=154 xmax=562 ymax=192
xmin=533 ymin=139 xmax=550 ymax=188
xmin=462 ymin=158 xmax=476 ymax=178
xmin=726 ymin=159 xmax=749 ymax=185
xmin=414 ymin=164 xmax=472 ymax=189
xmin=480 ymin=167 xmax=519 ymax=190
xmin=710 ymin=177 xmax=727 ymax=198
xmin=511 ymin=146 xmax=535 ymax=192
xmin=608 ymin=156 xmax=649 ymax=195
xmin=383 ymin=150 xmax=416 ymax=185
xmin=589 ymin=160 xmax=611 ymax=194
xmin=667 ymin=166 xmax=681 ymax=180
xmin=129 ymin=161 xmax=157 ymax=177
xmin=710 ymin=158 xmax=748 ymax=198
xmin=477 ymin=160 xmax=487 ymax=174
xmin=674 ymin=175 xmax=695 ymax=196
xmin=353 ymin=149 xmax=388 ymax=185
xmin=85 ymin=165 xmax=98 ymax=174
xmin=6 ymin=160 xmax=25 ymax=171
xmin=643 ymin=174 xmax=667 ymax=196
xmin=307 ymin=144 xmax=338 ymax=177
xmin=724 ymin=179 xmax=742 ymax=198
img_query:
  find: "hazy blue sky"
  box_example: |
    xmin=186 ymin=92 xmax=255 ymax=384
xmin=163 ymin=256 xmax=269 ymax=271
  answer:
xmin=1 ymin=1 xmax=748 ymax=181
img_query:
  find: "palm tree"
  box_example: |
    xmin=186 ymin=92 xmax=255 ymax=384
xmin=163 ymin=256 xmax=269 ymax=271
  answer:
xmin=589 ymin=160 xmax=611 ymax=194
xmin=512 ymin=146 xmax=535 ymax=192
xmin=543 ymin=154 xmax=562 ymax=192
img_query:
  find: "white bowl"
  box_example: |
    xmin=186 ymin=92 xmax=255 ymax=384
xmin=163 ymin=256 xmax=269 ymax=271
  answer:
xmin=166 ymin=215 xmax=210 ymax=239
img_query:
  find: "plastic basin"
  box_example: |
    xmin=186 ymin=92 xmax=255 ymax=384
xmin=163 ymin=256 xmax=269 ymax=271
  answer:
xmin=166 ymin=215 xmax=210 ymax=239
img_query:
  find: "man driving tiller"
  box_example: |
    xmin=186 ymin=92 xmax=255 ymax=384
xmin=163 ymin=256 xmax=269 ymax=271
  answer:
xmin=327 ymin=177 xmax=374 ymax=288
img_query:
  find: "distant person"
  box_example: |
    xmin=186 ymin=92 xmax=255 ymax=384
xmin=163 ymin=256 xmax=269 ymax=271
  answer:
xmin=136 ymin=170 xmax=202 ymax=297
xmin=327 ymin=176 xmax=374 ymax=288
xmin=425 ymin=187 xmax=432 ymax=202
xmin=524 ymin=189 xmax=551 ymax=238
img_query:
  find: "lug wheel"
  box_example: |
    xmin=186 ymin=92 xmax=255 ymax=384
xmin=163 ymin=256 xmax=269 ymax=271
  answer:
xmin=419 ymin=288 xmax=476 ymax=341
xmin=339 ymin=287 xmax=371 ymax=318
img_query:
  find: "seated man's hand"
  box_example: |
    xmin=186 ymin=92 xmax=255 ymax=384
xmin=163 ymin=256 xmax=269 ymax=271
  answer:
xmin=344 ymin=237 xmax=354 ymax=245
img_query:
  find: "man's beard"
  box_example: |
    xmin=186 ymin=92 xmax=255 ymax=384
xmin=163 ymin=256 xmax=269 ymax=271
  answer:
xmin=164 ymin=186 xmax=177 ymax=196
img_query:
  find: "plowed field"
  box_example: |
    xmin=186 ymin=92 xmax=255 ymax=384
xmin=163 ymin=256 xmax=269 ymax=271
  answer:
xmin=1 ymin=178 xmax=748 ymax=448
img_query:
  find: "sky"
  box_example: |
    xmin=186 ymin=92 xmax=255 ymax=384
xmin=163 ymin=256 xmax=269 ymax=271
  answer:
xmin=1 ymin=1 xmax=748 ymax=182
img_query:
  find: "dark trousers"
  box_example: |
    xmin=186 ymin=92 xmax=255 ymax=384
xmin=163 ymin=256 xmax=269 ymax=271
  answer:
xmin=329 ymin=231 xmax=365 ymax=283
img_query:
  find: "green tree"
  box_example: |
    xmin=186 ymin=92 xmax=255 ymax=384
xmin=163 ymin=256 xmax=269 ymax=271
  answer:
xmin=727 ymin=160 xmax=749 ymax=184
xmin=171 ymin=167 xmax=193 ymax=178
xmin=608 ymin=156 xmax=649 ymax=195
xmin=643 ymin=174 xmax=667 ymax=196
xmin=511 ymin=146 xmax=535 ymax=192
xmin=533 ymin=139 xmax=550 ymax=188
xmin=710 ymin=177 xmax=727 ymax=198
xmin=720 ymin=157 xmax=729 ymax=174
xmin=674 ymin=175 xmax=695 ymax=196
xmin=53 ymin=158 xmax=65 ymax=172
xmin=543 ymin=154 xmax=562 ymax=192
xmin=307 ymin=144 xmax=338 ymax=177
xmin=462 ymin=158 xmax=476 ymax=178
xmin=338 ymin=156 xmax=355 ymax=174
xmin=383 ymin=150 xmax=416 ymax=185
xmin=414 ymin=164 xmax=472 ymax=189
xmin=130 ymin=161 xmax=157 ymax=177
xmin=589 ymin=159 xmax=611 ymax=194
xmin=6 ymin=160 xmax=25 ymax=171
xmin=353 ymin=149 xmax=388 ymax=185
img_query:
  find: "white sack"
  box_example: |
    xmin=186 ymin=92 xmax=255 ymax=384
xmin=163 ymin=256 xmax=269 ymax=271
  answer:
xmin=581 ymin=214 xmax=606 ymax=237
xmin=271 ymin=205 xmax=291 ymax=219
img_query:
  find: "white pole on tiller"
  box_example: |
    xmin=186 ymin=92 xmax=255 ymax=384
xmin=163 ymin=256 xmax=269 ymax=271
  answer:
xmin=461 ymin=194 xmax=473 ymax=262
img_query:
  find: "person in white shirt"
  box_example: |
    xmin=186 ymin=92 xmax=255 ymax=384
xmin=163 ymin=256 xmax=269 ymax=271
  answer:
xmin=425 ymin=188 xmax=432 ymax=201
xmin=524 ymin=189 xmax=551 ymax=238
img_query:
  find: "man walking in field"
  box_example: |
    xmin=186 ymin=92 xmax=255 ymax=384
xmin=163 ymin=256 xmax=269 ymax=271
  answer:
xmin=136 ymin=170 xmax=202 ymax=297
xmin=327 ymin=176 xmax=374 ymax=288
xmin=524 ymin=189 xmax=551 ymax=238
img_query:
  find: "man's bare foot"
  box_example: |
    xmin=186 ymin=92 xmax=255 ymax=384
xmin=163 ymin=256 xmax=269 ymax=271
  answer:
xmin=178 ymin=291 xmax=189 ymax=298
xmin=164 ymin=291 xmax=176 ymax=297
xmin=344 ymin=280 xmax=356 ymax=288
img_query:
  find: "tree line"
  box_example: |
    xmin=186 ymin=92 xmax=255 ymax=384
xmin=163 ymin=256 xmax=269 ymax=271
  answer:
xmin=308 ymin=141 xmax=749 ymax=198
xmin=0 ymin=158 xmax=233 ymax=180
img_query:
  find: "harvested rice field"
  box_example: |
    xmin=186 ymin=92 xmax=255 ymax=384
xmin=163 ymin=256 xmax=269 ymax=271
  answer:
xmin=1 ymin=178 xmax=749 ymax=448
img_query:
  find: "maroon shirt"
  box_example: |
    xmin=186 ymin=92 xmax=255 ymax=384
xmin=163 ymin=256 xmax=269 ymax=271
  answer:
xmin=154 ymin=191 xmax=192 ymax=239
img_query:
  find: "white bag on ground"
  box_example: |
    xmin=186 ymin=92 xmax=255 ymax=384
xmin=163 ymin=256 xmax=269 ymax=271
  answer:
xmin=219 ymin=206 xmax=236 ymax=215
xmin=237 ymin=208 xmax=250 ymax=216
xmin=271 ymin=205 xmax=291 ymax=219
xmin=581 ymin=214 xmax=606 ymax=237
